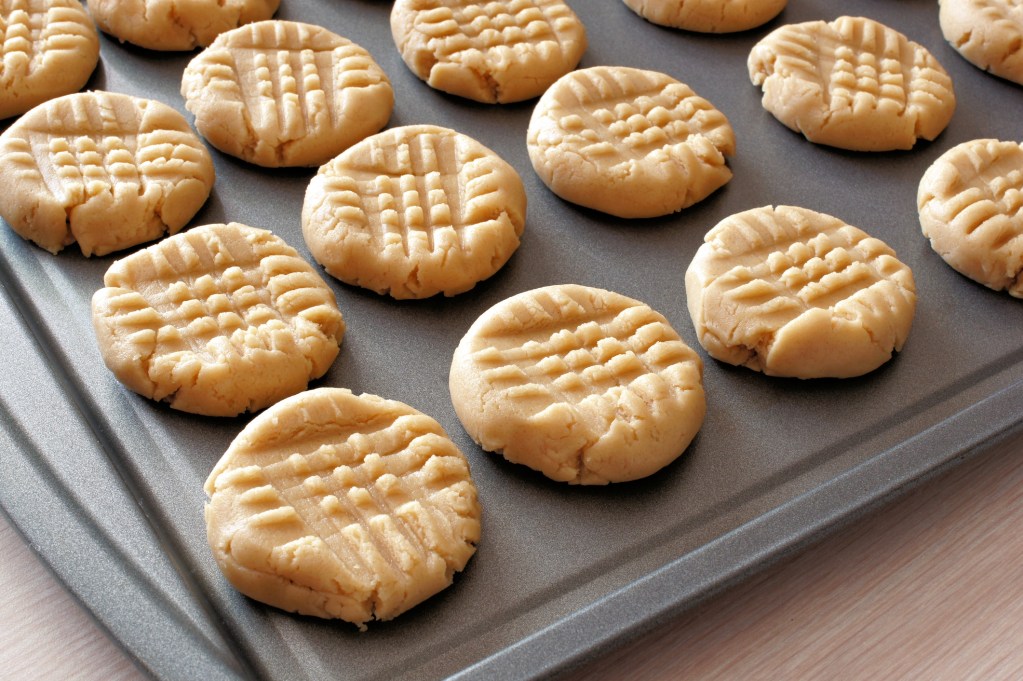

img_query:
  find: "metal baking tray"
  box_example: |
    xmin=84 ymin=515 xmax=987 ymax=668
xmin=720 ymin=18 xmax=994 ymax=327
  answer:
xmin=2 ymin=1 xmax=1021 ymax=679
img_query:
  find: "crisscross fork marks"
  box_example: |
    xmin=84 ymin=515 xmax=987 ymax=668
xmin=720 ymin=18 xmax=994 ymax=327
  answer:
xmin=698 ymin=210 xmax=915 ymax=366
xmin=260 ymin=417 xmax=431 ymax=577
xmin=1 ymin=0 xmax=90 ymax=77
xmin=712 ymin=210 xmax=904 ymax=314
xmin=30 ymin=132 xmax=139 ymax=206
xmin=473 ymin=291 xmax=686 ymax=407
xmin=763 ymin=18 xmax=911 ymax=113
xmin=198 ymin=20 xmax=385 ymax=145
xmin=549 ymin=68 xmax=727 ymax=163
xmin=1 ymin=0 xmax=47 ymax=66
xmin=421 ymin=0 xmax=570 ymax=57
xmin=19 ymin=91 xmax=147 ymax=200
xmin=336 ymin=131 xmax=467 ymax=257
xmin=229 ymin=44 xmax=339 ymax=142
xmin=726 ymin=233 xmax=897 ymax=314
xmin=946 ymin=143 xmax=1023 ymax=222
xmin=19 ymin=95 xmax=207 ymax=208
xmin=826 ymin=17 xmax=910 ymax=113
xmin=101 ymin=229 xmax=327 ymax=362
xmin=231 ymin=408 xmax=474 ymax=604
xmin=935 ymin=142 xmax=1023 ymax=254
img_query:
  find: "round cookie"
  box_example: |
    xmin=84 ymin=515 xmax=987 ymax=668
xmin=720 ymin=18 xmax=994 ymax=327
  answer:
xmin=181 ymin=20 xmax=394 ymax=167
xmin=390 ymin=0 xmax=587 ymax=104
xmin=449 ymin=284 xmax=706 ymax=485
xmin=90 ymin=0 xmax=280 ymax=51
xmin=685 ymin=205 xmax=917 ymax=379
xmin=918 ymin=138 xmax=1023 ymax=297
xmin=302 ymin=125 xmax=527 ymax=300
xmin=91 ymin=223 xmax=345 ymax=416
xmin=204 ymin=387 xmax=481 ymax=629
xmin=0 ymin=0 xmax=99 ymax=120
xmin=526 ymin=65 xmax=735 ymax=218
xmin=622 ymin=0 xmax=786 ymax=33
xmin=748 ymin=16 xmax=957 ymax=151
xmin=0 ymin=91 xmax=215 ymax=256
xmin=940 ymin=0 xmax=1023 ymax=85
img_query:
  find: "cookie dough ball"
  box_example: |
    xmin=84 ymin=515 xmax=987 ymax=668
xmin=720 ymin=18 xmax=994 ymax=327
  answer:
xmin=390 ymin=0 xmax=587 ymax=103
xmin=449 ymin=284 xmax=706 ymax=484
xmin=90 ymin=0 xmax=280 ymax=51
xmin=302 ymin=125 xmax=527 ymax=299
xmin=0 ymin=0 xmax=99 ymax=120
xmin=748 ymin=16 xmax=956 ymax=151
xmin=622 ymin=0 xmax=786 ymax=33
xmin=940 ymin=0 xmax=1023 ymax=85
xmin=0 ymin=91 xmax=215 ymax=256
xmin=181 ymin=20 xmax=394 ymax=167
xmin=918 ymin=138 xmax=1023 ymax=296
xmin=685 ymin=205 xmax=916 ymax=378
xmin=527 ymin=66 xmax=735 ymax=218
xmin=205 ymin=387 xmax=481 ymax=629
xmin=91 ymin=223 xmax=345 ymax=416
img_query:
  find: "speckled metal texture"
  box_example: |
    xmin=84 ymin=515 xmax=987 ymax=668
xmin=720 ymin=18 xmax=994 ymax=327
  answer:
xmin=1 ymin=1 xmax=1021 ymax=679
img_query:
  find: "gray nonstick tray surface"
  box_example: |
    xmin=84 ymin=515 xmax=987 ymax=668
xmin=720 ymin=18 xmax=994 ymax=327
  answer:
xmin=2 ymin=1 xmax=1022 ymax=679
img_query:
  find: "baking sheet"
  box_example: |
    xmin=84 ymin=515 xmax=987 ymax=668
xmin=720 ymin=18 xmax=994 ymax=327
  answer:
xmin=1 ymin=1 xmax=1022 ymax=679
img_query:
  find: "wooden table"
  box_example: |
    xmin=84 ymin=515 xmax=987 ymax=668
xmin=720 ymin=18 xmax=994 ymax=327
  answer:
xmin=3 ymin=430 xmax=1022 ymax=681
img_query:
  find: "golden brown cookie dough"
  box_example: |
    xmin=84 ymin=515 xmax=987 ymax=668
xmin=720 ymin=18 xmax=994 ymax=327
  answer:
xmin=940 ymin=0 xmax=1023 ymax=85
xmin=204 ymin=387 xmax=481 ymax=629
xmin=390 ymin=0 xmax=587 ymax=104
xmin=90 ymin=0 xmax=280 ymax=51
xmin=622 ymin=0 xmax=786 ymax=33
xmin=302 ymin=125 xmax=527 ymax=299
xmin=748 ymin=16 xmax=957 ymax=151
xmin=0 ymin=0 xmax=99 ymax=120
xmin=181 ymin=20 xmax=394 ymax=167
xmin=685 ymin=205 xmax=917 ymax=378
xmin=526 ymin=65 xmax=735 ymax=218
xmin=91 ymin=223 xmax=345 ymax=416
xmin=0 ymin=91 xmax=215 ymax=256
xmin=449 ymin=284 xmax=706 ymax=484
xmin=918 ymin=138 xmax=1023 ymax=297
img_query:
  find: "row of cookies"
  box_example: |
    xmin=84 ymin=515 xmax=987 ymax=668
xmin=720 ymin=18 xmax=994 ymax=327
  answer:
xmin=0 ymin=8 xmax=998 ymax=265
xmin=0 ymin=0 xmax=282 ymax=121
xmin=622 ymin=0 xmax=1023 ymax=86
xmin=526 ymin=14 xmax=961 ymax=222
xmin=396 ymin=0 xmax=1023 ymax=100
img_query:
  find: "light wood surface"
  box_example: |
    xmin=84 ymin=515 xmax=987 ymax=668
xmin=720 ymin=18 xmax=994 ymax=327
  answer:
xmin=3 ymin=431 xmax=1022 ymax=681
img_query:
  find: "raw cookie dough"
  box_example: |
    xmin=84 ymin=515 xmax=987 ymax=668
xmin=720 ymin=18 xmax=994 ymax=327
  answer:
xmin=622 ymin=0 xmax=786 ymax=33
xmin=449 ymin=284 xmax=706 ymax=484
xmin=0 ymin=90 xmax=215 ymax=256
xmin=940 ymin=0 xmax=1023 ymax=85
xmin=181 ymin=20 xmax=394 ymax=167
xmin=527 ymin=65 xmax=735 ymax=218
xmin=204 ymin=387 xmax=481 ymax=629
xmin=302 ymin=124 xmax=527 ymax=299
xmin=748 ymin=16 xmax=957 ymax=151
xmin=918 ymin=138 xmax=1023 ymax=296
xmin=0 ymin=0 xmax=99 ymax=120
xmin=390 ymin=0 xmax=587 ymax=104
xmin=89 ymin=0 xmax=280 ymax=51
xmin=685 ymin=205 xmax=917 ymax=378
xmin=91 ymin=223 xmax=345 ymax=416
